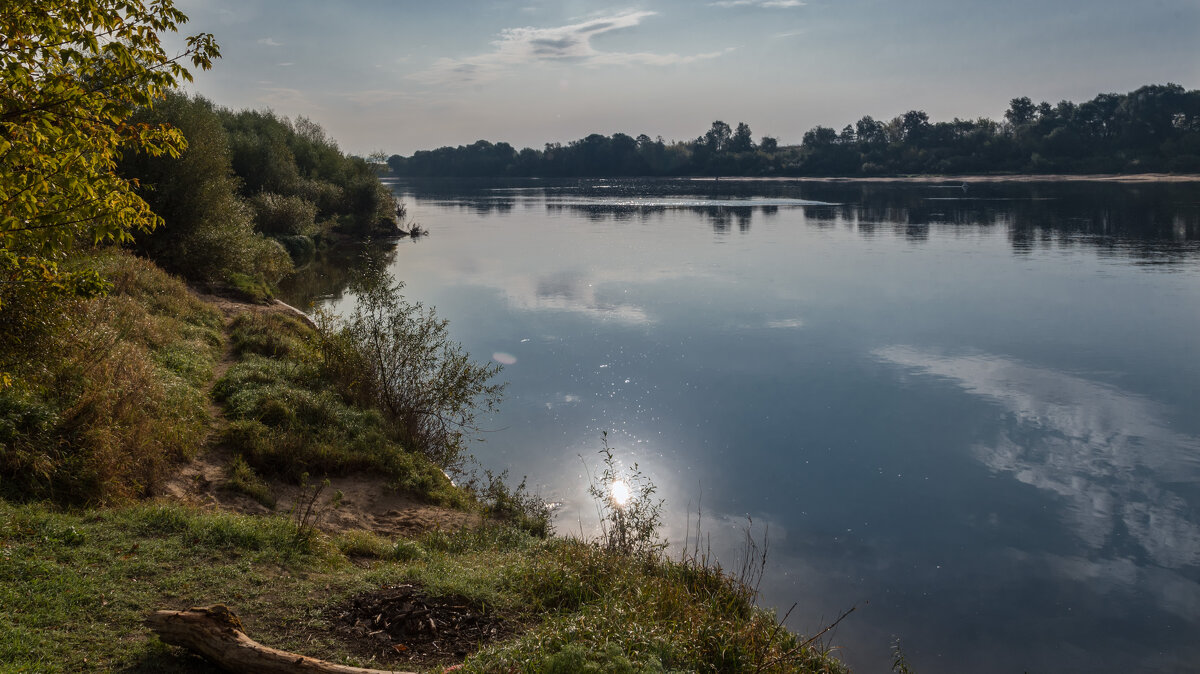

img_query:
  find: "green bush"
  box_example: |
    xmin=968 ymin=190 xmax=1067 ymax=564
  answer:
xmin=468 ymin=469 xmax=551 ymax=538
xmin=219 ymin=108 xmax=400 ymax=237
xmin=228 ymin=312 xmax=312 ymax=359
xmin=119 ymin=92 xmax=293 ymax=286
xmin=249 ymin=192 xmax=318 ymax=236
xmin=325 ymin=280 xmax=504 ymax=470
xmin=338 ymin=169 xmax=399 ymax=236
xmin=273 ymin=234 xmax=317 ymax=266
xmin=213 ymin=340 xmax=463 ymax=506
xmin=0 ymin=386 xmax=59 ymax=498
xmin=226 ymin=454 xmax=275 ymax=507
xmin=295 ymin=178 xmax=345 ymax=218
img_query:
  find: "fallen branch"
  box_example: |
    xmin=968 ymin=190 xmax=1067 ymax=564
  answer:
xmin=146 ymin=605 xmax=416 ymax=674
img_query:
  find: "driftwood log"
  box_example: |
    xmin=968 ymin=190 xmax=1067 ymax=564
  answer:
xmin=146 ymin=605 xmax=416 ymax=674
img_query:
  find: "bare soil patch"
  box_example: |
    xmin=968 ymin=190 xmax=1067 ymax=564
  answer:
xmin=300 ymin=474 xmax=480 ymax=538
xmin=161 ymin=444 xmax=480 ymax=538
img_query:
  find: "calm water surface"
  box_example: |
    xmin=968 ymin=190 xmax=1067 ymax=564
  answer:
xmin=282 ymin=179 xmax=1200 ymax=673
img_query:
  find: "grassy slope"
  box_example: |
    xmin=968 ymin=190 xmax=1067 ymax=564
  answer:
xmin=0 ymin=251 xmax=223 ymax=505
xmin=0 ymin=250 xmax=849 ymax=673
xmin=0 ymin=502 xmax=846 ymax=673
xmin=212 ymin=309 xmax=466 ymax=508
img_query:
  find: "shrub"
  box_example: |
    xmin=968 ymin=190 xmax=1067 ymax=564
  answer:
xmin=338 ymin=169 xmax=399 ymax=236
xmin=246 ymin=236 xmax=294 ymax=284
xmin=295 ymin=178 xmax=345 ymax=218
xmin=249 ymin=192 xmax=318 ymax=236
xmin=119 ymin=92 xmax=293 ymax=286
xmin=212 ymin=344 xmax=464 ymax=506
xmin=0 ymin=386 xmax=59 ymax=497
xmin=228 ymin=312 xmax=312 ymax=359
xmin=273 ymin=234 xmax=316 ymax=266
xmin=324 ymin=280 xmax=503 ymax=470
xmin=467 ymin=468 xmax=552 ymax=538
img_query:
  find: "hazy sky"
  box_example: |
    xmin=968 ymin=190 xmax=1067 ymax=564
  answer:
xmin=170 ymin=0 xmax=1200 ymax=156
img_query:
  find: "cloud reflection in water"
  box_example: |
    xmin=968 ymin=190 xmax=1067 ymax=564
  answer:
xmin=874 ymin=346 xmax=1200 ymax=570
xmin=526 ymin=270 xmax=650 ymax=324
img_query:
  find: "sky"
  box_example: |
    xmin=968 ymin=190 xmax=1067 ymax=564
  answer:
xmin=169 ymin=0 xmax=1200 ymax=156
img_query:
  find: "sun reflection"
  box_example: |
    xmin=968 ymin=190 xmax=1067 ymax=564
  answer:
xmin=610 ymin=479 xmax=631 ymax=507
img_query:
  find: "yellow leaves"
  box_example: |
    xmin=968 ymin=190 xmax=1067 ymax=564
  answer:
xmin=0 ymin=0 xmax=218 ymax=308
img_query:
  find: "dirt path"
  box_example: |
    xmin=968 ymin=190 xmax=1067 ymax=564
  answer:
xmin=159 ymin=294 xmax=481 ymax=537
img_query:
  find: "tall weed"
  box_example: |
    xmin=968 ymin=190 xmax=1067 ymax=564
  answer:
xmin=586 ymin=432 xmax=667 ymax=559
xmin=0 ymin=251 xmax=220 ymax=504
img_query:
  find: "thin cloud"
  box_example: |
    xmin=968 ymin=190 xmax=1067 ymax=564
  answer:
xmin=410 ymin=11 xmax=729 ymax=86
xmin=257 ymin=37 xmax=283 ymax=47
xmin=256 ymin=87 xmax=318 ymax=112
xmin=711 ymin=0 xmax=806 ymax=7
xmin=334 ymin=89 xmax=421 ymax=106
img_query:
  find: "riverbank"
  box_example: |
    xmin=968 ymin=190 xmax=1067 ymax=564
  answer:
xmin=0 ymin=249 xmax=849 ymax=673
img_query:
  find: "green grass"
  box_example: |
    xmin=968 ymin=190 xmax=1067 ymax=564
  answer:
xmin=227 ymin=311 xmax=311 ymax=359
xmin=477 ymin=540 xmax=847 ymax=672
xmin=0 ymin=501 xmax=342 ymax=673
xmin=224 ymin=455 xmax=276 ymax=507
xmin=0 ymin=501 xmax=846 ymax=673
xmin=213 ymin=313 xmax=465 ymax=508
xmin=224 ymin=272 xmax=275 ymax=304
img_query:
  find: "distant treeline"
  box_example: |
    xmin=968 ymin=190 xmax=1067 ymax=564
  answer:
xmin=388 ymin=84 xmax=1200 ymax=177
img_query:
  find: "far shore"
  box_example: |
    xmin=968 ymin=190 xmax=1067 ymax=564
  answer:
xmin=388 ymin=173 xmax=1200 ymax=184
xmin=692 ymin=173 xmax=1200 ymax=184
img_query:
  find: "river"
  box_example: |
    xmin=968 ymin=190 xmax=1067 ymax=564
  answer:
xmin=281 ymin=177 xmax=1200 ymax=673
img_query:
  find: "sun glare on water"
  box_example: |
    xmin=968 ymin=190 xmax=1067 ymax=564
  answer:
xmin=610 ymin=479 xmax=631 ymax=506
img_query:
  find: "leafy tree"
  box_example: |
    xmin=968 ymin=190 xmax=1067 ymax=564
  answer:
xmin=118 ymin=91 xmax=292 ymax=285
xmin=898 ymin=110 xmax=931 ymax=143
xmin=704 ymin=120 xmax=733 ymax=152
xmin=1005 ymin=96 xmax=1037 ymax=127
xmin=729 ymin=122 xmax=755 ymax=152
xmin=221 ymin=109 xmax=302 ymax=196
xmin=802 ymin=126 xmax=838 ymax=147
xmin=853 ymin=116 xmax=884 ymax=147
xmin=384 ymin=84 xmax=1200 ymax=178
xmin=0 ymin=0 xmax=218 ymax=309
